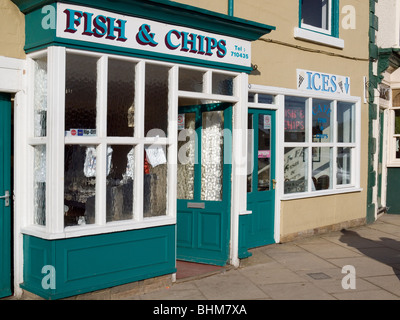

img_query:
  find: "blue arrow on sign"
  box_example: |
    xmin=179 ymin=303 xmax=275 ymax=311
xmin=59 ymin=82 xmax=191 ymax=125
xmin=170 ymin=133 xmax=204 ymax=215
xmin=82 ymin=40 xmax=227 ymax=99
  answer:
xmin=344 ymin=77 xmax=350 ymax=94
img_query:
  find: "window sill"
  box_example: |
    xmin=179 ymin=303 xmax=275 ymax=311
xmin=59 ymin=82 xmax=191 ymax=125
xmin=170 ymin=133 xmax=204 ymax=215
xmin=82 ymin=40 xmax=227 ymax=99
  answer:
xmin=294 ymin=27 xmax=344 ymax=49
xmin=21 ymin=216 xmax=176 ymax=240
xmin=281 ymin=187 xmax=362 ymax=201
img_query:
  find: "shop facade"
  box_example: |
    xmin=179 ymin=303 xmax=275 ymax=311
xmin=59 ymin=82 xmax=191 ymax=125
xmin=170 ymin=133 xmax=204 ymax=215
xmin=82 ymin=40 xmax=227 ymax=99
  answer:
xmin=0 ymin=0 xmax=371 ymax=300
xmin=367 ymin=0 xmax=400 ymax=219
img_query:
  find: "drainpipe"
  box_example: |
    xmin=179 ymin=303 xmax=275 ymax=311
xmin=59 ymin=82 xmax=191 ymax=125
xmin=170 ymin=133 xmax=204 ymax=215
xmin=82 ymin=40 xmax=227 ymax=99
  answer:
xmin=228 ymin=0 xmax=234 ymax=16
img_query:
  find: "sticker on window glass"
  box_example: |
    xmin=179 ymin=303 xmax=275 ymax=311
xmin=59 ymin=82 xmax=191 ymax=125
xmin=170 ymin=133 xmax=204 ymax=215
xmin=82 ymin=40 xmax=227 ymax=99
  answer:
xmin=263 ymin=115 xmax=271 ymax=129
xmin=65 ymin=129 xmax=96 ymax=137
xmin=258 ymin=150 xmax=270 ymax=158
xmin=178 ymin=114 xmax=185 ymax=130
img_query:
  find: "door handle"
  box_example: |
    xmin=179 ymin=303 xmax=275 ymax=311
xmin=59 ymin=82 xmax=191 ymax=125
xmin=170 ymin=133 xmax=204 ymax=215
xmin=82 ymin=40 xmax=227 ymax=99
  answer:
xmin=272 ymin=179 xmax=277 ymax=190
xmin=0 ymin=190 xmax=10 ymax=207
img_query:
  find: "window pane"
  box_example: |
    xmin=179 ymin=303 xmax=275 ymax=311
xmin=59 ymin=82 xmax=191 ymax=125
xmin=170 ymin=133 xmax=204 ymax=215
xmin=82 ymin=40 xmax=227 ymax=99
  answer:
xmin=258 ymin=94 xmax=275 ymax=104
xmin=145 ymin=64 xmax=169 ymax=137
xmin=258 ymin=114 xmax=271 ymax=191
xmin=285 ymin=96 xmax=307 ymax=142
xmin=301 ymin=0 xmax=330 ymax=30
xmin=177 ymin=113 xmax=196 ymax=200
xmin=396 ymin=137 xmax=400 ymax=159
xmin=144 ymin=145 xmax=168 ymax=217
xmin=395 ymin=110 xmax=400 ymax=134
xmin=212 ymin=73 xmax=233 ymax=96
xmin=34 ymin=56 xmax=47 ymax=137
xmin=312 ymin=99 xmax=332 ymax=142
xmin=179 ymin=68 xmax=204 ymax=92
xmin=312 ymin=147 xmax=332 ymax=190
xmin=201 ymin=111 xmax=224 ymax=201
xmin=65 ymin=54 xmax=98 ymax=136
xmin=34 ymin=145 xmax=46 ymax=226
xmin=247 ymin=114 xmax=253 ymax=193
xmin=337 ymin=147 xmax=352 ymax=185
xmin=107 ymin=59 xmax=136 ymax=137
xmin=337 ymin=102 xmax=355 ymax=143
xmin=284 ymin=147 xmax=308 ymax=194
xmin=106 ymin=145 xmax=134 ymax=222
xmin=248 ymin=93 xmax=255 ymax=103
xmin=64 ymin=145 xmax=96 ymax=227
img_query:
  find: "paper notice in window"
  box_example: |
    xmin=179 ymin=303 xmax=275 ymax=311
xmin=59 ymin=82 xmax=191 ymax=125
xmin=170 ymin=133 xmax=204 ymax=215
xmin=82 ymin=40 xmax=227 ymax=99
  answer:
xmin=145 ymin=145 xmax=167 ymax=167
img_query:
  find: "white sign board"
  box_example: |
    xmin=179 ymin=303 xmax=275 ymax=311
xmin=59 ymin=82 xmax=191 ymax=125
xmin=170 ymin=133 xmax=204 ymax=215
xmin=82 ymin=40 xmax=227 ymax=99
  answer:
xmin=297 ymin=69 xmax=351 ymax=95
xmin=56 ymin=3 xmax=252 ymax=68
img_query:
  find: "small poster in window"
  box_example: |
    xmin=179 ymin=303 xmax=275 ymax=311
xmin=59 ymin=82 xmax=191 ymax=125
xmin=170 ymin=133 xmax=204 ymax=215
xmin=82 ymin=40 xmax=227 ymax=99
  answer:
xmin=178 ymin=114 xmax=185 ymax=130
xmin=145 ymin=145 xmax=167 ymax=168
xmin=258 ymin=150 xmax=270 ymax=158
xmin=263 ymin=115 xmax=271 ymax=129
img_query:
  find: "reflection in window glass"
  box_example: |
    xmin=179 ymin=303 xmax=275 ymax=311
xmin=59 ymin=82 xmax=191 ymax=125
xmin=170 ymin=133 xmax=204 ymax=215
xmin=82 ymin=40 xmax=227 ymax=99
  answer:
xmin=212 ymin=73 xmax=233 ymax=96
xmin=107 ymin=59 xmax=136 ymax=137
xmin=64 ymin=145 xmax=97 ymax=227
xmin=301 ymin=0 xmax=330 ymax=31
xmin=201 ymin=111 xmax=224 ymax=201
xmin=284 ymin=147 xmax=308 ymax=194
xmin=145 ymin=64 xmax=169 ymax=137
xmin=312 ymin=147 xmax=332 ymax=190
xmin=312 ymin=99 xmax=332 ymax=142
xmin=65 ymin=54 xmax=98 ymax=135
xmin=337 ymin=102 xmax=354 ymax=143
xmin=106 ymin=145 xmax=135 ymax=222
xmin=34 ymin=57 xmax=47 ymax=137
xmin=34 ymin=145 xmax=46 ymax=226
xmin=258 ymin=114 xmax=271 ymax=191
xmin=396 ymin=137 xmax=400 ymax=159
xmin=337 ymin=147 xmax=352 ymax=185
xmin=177 ymin=113 xmax=196 ymax=200
xmin=285 ymin=96 xmax=307 ymax=142
xmin=144 ymin=145 xmax=168 ymax=217
xmin=179 ymin=68 xmax=204 ymax=92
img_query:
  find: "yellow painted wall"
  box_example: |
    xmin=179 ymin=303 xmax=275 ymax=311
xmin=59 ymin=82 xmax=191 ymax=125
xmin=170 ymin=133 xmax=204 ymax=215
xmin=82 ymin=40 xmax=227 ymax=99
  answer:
xmin=0 ymin=0 xmax=25 ymax=59
xmin=175 ymin=0 xmax=228 ymax=15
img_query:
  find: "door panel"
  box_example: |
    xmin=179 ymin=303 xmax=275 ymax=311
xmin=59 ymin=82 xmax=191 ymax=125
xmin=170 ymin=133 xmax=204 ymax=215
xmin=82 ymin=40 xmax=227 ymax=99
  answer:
xmin=177 ymin=103 xmax=232 ymax=266
xmin=0 ymin=93 xmax=12 ymax=298
xmin=240 ymin=109 xmax=276 ymax=256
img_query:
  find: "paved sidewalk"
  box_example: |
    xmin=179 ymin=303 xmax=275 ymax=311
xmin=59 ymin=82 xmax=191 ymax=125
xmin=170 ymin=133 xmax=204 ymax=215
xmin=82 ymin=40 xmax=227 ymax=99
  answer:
xmin=132 ymin=213 xmax=400 ymax=300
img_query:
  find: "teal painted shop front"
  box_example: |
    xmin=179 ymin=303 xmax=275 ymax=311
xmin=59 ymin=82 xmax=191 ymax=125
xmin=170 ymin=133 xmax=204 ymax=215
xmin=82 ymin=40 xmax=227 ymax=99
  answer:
xmin=10 ymin=0 xmax=275 ymax=299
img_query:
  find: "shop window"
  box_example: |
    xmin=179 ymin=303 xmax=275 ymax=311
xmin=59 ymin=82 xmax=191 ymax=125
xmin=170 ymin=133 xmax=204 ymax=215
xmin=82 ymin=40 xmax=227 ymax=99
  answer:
xmin=107 ymin=59 xmax=136 ymax=137
xmin=179 ymin=68 xmax=204 ymax=92
xmin=106 ymin=145 xmax=135 ymax=222
xmin=249 ymin=92 xmax=276 ymax=105
xmin=300 ymin=0 xmax=337 ymax=36
xmin=212 ymin=73 xmax=233 ymax=96
xmin=34 ymin=145 xmax=46 ymax=226
xmin=33 ymin=56 xmax=47 ymax=137
xmin=65 ymin=54 xmax=98 ymax=136
xmin=394 ymin=109 xmax=400 ymax=159
xmin=284 ymin=96 xmax=358 ymax=195
xmin=145 ymin=64 xmax=169 ymax=137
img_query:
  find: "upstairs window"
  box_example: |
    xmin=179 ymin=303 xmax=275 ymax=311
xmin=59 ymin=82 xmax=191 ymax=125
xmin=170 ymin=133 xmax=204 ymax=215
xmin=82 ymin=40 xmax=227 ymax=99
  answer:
xmin=300 ymin=0 xmax=338 ymax=37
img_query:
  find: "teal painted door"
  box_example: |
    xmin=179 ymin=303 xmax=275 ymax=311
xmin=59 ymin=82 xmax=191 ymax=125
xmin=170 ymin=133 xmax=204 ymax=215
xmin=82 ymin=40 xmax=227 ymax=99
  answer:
xmin=177 ymin=103 xmax=232 ymax=266
xmin=241 ymin=109 xmax=276 ymax=252
xmin=0 ymin=93 xmax=12 ymax=298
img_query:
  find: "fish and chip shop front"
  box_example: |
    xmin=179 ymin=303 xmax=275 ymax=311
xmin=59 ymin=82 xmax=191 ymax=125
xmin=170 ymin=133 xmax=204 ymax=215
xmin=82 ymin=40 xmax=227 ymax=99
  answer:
xmin=6 ymin=0 xmax=275 ymax=299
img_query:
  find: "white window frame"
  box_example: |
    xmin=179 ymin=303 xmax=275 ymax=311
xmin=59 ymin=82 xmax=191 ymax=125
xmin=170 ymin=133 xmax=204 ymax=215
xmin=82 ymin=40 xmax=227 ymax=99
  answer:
xmin=295 ymin=0 xmax=344 ymax=49
xmin=300 ymin=0 xmax=332 ymax=36
xmin=388 ymin=106 xmax=400 ymax=166
xmin=249 ymin=85 xmax=362 ymax=202
xmin=21 ymin=46 xmax=242 ymax=240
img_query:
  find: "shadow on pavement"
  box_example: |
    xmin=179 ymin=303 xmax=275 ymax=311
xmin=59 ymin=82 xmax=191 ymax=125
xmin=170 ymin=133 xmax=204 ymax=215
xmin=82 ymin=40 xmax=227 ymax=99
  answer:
xmin=339 ymin=229 xmax=400 ymax=281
